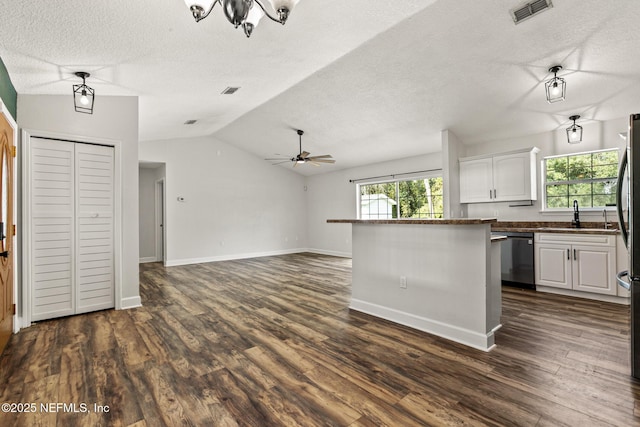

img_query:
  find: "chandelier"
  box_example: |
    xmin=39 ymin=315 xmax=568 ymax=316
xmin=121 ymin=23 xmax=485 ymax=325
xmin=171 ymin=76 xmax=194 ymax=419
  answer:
xmin=183 ymin=0 xmax=300 ymax=37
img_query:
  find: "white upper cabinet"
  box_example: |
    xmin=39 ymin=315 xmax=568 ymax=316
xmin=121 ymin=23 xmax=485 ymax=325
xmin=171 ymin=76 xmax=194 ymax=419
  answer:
xmin=459 ymin=158 xmax=494 ymax=203
xmin=459 ymin=147 xmax=539 ymax=204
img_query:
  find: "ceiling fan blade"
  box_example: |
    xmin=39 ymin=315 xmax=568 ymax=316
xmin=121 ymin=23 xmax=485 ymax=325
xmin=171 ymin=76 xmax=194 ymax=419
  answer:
xmin=309 ymin=158 xmax=335 ymax=163
xmin=271 ymin=160 xmax=291 ymax=165
xmin=265 ymin=157 xmax=289 ymax=160
xmin=307 ymin=154 xmax=333 ymax=160
xmin=309 ymin=161 xmax=321 ymax=166
xmin=299 ymin=151 xmax=310 ymax=159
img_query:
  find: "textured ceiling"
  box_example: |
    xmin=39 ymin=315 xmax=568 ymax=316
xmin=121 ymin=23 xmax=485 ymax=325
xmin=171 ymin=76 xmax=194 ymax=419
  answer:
xmin=1 ymin=0 xmax=640 ymax=175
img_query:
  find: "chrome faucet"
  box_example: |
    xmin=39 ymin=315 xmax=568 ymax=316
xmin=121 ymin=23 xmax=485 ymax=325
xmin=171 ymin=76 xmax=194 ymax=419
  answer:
xmin=572 ymin=200 xmax=581 ymax=228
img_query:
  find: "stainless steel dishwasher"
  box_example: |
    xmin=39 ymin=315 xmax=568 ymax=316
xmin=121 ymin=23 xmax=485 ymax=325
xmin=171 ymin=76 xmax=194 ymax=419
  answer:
xmin=492 ymin=231 xmax=535 ymax=289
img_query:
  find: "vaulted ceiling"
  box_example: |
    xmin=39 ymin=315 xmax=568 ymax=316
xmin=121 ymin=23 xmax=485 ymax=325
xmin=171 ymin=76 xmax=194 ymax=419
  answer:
xmin=1 ymin=0 xmax=639 ymax=175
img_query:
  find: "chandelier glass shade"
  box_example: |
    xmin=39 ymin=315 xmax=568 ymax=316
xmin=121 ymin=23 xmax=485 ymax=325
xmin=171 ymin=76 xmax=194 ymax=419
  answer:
xmin=566 ymin=115 xmax=583 ymax=144
xmin=545 ymin=65 xmax=566 ymax=103
xmin=72 ymin=72 xmax=95 ymax=114
xmin=184 ymin=0 xmax=300 ymax=37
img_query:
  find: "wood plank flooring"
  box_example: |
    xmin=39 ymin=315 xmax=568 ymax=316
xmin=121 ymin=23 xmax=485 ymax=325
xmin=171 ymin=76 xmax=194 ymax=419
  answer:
xmin=1 ymin=252 xmax=640 ymax=426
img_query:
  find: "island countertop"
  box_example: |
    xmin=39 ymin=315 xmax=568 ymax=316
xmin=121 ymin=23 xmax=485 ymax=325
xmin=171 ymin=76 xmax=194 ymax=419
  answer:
xmin=327 ymin=218 xmax=497 ymax=225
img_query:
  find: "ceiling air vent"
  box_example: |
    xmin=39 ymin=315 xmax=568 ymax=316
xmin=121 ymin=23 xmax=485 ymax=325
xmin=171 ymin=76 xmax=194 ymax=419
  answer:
xmin=184 ymin=119 xmax=197 ymax=125
xmin=221 ymin=86 xmax=240 ymax=95
xmin=510 ymin=0 xmax=553 ymax=24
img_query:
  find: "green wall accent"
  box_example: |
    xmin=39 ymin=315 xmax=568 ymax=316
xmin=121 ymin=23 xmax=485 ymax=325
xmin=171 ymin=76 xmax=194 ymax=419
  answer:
xmin=0 ymin=57 xmax=17 ymax=120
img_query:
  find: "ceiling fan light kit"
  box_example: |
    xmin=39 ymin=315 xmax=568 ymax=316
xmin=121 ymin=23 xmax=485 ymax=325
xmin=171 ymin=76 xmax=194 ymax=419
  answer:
xmin=265 ymin=129 xmax=335 ymax=167
xmin=183 ymin=0 xmax=300 ymax=37
xmin=72 ymin=71 xmax=95 ymax=114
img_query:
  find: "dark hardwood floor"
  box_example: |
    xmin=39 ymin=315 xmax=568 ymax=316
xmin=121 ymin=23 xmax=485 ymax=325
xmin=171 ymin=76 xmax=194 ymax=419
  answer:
xmin=1 ymin=253 xmax=640 ymax=426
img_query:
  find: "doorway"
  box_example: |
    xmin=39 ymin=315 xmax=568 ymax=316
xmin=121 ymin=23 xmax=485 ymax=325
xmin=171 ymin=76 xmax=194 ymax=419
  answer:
xmin=138 ymin=163 xmax=166 ymax=264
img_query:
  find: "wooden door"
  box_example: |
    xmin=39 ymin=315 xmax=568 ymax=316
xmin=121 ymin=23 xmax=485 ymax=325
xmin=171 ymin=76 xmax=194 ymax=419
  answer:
xmin=0 ymin=110 xmax=15 ymax=353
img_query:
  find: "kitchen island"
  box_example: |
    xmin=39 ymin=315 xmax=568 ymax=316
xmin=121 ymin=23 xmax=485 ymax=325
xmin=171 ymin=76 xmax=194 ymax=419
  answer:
xmin=327 ymin=218 xmax=503 ymax=351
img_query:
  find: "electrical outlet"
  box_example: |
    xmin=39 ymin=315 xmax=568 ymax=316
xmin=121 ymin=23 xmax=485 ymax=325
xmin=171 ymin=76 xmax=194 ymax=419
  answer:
xmin=400 ymin=276 xmax=407 ymax=289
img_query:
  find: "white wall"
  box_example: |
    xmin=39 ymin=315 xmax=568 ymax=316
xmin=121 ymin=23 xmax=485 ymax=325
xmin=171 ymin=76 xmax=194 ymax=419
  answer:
xmin=17 ymin=94 xmax=140 ymax=306
xmin=442 ymin=129 xmax=467 ymax=219
xmin=462 ymin=117 xmax=628 ymax=222
xmin=139 ymin=165 xmax=165 ymax=261
xmin=306 ymin=153 xmax=442 ymax=256
xmin=139 ymin=136 xmax=308 ymax=266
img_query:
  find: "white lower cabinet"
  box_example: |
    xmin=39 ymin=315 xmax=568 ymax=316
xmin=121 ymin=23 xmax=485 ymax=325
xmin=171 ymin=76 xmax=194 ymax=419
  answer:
xmin=535 ymin=233 xmax=617 ymax=296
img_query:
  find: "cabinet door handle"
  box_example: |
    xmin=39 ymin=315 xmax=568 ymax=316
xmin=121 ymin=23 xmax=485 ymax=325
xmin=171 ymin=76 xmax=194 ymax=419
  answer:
xmin=567 ymin=249 xmax=570 ymax=260
xmin=489 ymin=189 xmax=493 ymax=199
xmin=494 ymin=189 xmax=497 ymax=198
xmin=573 ymin=249 xmax=577 ymax=260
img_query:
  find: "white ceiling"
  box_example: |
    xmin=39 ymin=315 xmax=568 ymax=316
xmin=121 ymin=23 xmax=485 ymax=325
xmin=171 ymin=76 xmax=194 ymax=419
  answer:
xmin=1 ymin=0 xmax=640 ymax=175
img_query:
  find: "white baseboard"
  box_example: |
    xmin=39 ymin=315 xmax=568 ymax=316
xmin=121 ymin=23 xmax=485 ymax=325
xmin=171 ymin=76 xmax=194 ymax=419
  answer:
xmin=350 ymin=298 xmax=498 ymax=352
xmin=139 ymin=257 xmax=157 ymax=264
xmin=14 ymin=315 xmax=25 ymax=332
xmin=164 ymin=248 xmax=308 ymax=267
xmin=120 ymin=296 xmax=142 ymax=310
xmin=306 ymin=248 xmax=352 ymax=258
xmin=536 ymin=286 xmax=630 ymax=305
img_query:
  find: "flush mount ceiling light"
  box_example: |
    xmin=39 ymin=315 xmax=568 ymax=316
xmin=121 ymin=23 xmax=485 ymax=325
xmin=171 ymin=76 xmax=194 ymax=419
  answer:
xmin=184 ymin=0 xmax=300 ymax=37
xmin=545 ymin=65 xmax=566 ymax=103
xmin=566 ymin=115 xmax=583 ymax=144
xmin=72 ymin=72 xmax=95 ymax=114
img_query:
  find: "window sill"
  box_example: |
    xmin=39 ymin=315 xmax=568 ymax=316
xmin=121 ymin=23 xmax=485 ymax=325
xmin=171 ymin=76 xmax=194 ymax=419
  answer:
xmin=539 ymin=207 xmax=617 ymax=215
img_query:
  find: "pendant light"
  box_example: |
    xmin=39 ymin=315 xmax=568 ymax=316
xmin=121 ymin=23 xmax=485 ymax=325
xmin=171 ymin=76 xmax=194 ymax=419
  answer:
xmin=566 ymin=115 xmax=583 ymax=144
xmin=73 ymin=72 xmax=95 ymax=114
xmin=545 ymin=65 xmax=566 ymax=103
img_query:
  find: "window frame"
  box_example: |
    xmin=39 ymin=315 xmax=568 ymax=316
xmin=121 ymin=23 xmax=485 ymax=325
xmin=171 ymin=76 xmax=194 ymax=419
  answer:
xmin=356 ymin=171 xmax=444 ymax=219
xmin=541 ymin=148 xmax=620 ymax=212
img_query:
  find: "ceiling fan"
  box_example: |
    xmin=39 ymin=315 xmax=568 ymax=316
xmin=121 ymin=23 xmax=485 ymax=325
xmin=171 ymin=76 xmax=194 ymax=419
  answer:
xmin=266 ymin=129 xmax=336 ymax=167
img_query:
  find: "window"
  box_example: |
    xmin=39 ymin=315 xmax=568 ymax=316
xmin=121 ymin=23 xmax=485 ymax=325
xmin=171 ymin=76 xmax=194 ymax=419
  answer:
xmin=358 ymin=176 xmax=444 ymax=219
xmin=544 ymin=149 xmax=618 ymax=209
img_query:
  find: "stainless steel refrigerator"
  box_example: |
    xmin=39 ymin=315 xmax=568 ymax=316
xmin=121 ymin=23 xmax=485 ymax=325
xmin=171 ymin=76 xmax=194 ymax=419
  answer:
xmin=616 ymin=113 xmax=640 ymax=379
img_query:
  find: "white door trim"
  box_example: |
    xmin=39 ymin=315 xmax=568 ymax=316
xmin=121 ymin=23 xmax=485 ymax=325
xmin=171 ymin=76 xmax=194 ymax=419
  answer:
xmin=154 ymin=178 xmax=165 ymax=263
xmin=21 ymin=129 xmax=123 ymax=328
xmin=0 ymin=101 xmax=18 ymax=333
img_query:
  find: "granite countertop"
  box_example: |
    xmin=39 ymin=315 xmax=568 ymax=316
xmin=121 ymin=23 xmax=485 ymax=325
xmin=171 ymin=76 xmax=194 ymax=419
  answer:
xmin=491 ymin=221 xmax=620 ymax=235
xmin=327 ymin=218 xmax=497 ymax=225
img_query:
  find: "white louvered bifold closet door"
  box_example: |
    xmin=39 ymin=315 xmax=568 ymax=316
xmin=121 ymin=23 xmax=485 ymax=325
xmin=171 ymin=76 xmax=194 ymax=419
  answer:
xmin=30 ymin=139 xmax=75 ymax=321
xmin=75 ymin=143 xmax=114 ymax=314
xmin=30 ymin=138 xmax=114 ymax=321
